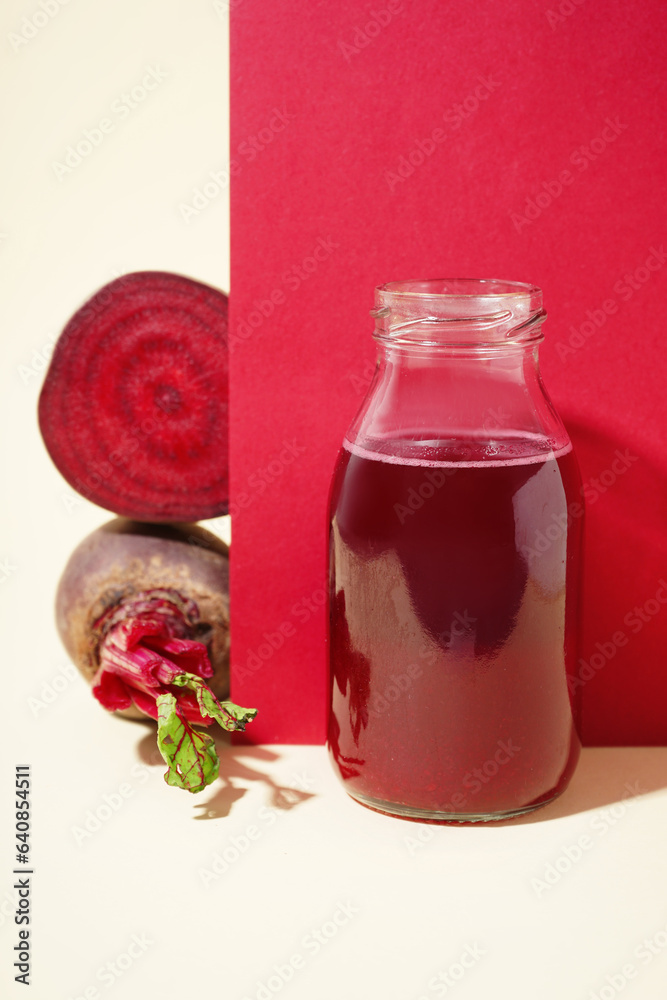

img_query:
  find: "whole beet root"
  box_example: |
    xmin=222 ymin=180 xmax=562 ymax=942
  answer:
xmin=56 ymin=518 xmax=255 ymax=792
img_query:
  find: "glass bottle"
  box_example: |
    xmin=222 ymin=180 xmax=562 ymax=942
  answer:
xmin=327 ymin=279 xmax=583 ymax=822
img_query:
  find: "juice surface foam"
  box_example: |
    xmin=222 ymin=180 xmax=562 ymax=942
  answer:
xmin=343 ymin=430 xmax=572 ymax=469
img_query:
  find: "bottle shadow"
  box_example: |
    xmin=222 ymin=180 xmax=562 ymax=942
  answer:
xmin=562 ymin=417 xmax=667 ymax=744
xmin=135 ymin=728 xmax=316 ymax=820
xmin=496 ymin=746 xmax=667 ymax=826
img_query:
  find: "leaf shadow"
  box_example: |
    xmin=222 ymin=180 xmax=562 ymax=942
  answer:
xmin=135 ymin=727 xmax=316 ymax=820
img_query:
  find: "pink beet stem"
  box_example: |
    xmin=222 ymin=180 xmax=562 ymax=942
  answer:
xmin=92 ymin=593 xmax=214 ymax=725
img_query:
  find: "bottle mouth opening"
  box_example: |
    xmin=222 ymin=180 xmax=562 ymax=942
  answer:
xmin=372 ymin=278 xmax=545 ymax=348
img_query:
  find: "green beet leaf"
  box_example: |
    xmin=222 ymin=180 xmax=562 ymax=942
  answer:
xmin=156 ymin=676 xmax=257 ymax=793
xmin=156 ymin=692 xmax=220 ymax=793
xmin=171 ymin=673 xmax=258 ymax=730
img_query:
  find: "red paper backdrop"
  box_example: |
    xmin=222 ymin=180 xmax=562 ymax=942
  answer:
xmin=230 ymin=0 xmax=667 ymax=745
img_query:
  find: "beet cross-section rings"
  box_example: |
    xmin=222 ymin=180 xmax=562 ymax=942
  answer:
xmin=38 ymin=271 xmax=229 ymax=523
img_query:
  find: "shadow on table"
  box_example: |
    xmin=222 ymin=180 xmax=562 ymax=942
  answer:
xmin=496 ymin=746 xmax=667 ymax=826
xmin=135 ymin=728 xmax=315 ymax=820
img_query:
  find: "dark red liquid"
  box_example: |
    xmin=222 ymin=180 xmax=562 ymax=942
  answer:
xmin=327 ymin=434 xmax=582 ymax=820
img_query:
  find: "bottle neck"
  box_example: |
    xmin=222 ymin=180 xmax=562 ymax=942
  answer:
xmin=348 ymin=342 xmax=570 ymax=459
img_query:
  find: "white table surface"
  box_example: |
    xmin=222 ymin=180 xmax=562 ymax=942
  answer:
xmin=2 ymin=3 xmax=667 ymax=998
xmin=2 ymin=717 xmax=667 ymax=999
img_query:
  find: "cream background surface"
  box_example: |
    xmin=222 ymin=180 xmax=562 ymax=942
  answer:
xmin=1 ymin=4 xmax=667 ymax=999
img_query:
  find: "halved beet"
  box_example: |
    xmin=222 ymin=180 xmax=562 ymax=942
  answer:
xmin=38 ymin=271 xmax=228 ymax=522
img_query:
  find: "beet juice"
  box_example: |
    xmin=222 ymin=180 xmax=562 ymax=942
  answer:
xmin=327 ymin=280 xmax=583 ymax=821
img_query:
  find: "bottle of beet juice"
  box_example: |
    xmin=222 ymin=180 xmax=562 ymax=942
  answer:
xmin=327 ymin=279 xmax=583 ymax=822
